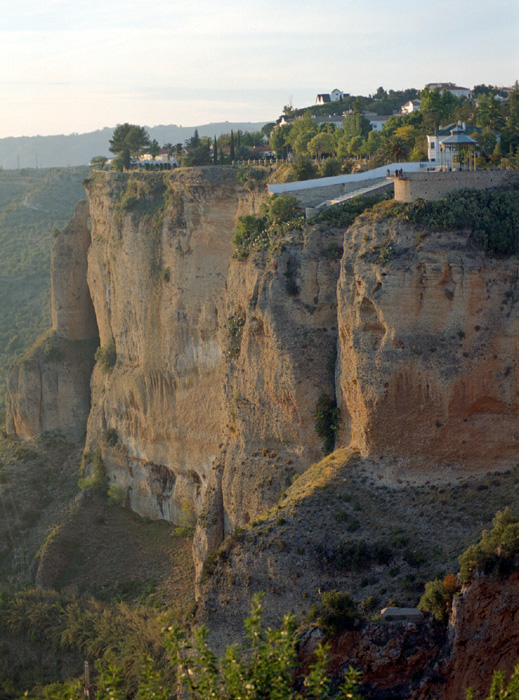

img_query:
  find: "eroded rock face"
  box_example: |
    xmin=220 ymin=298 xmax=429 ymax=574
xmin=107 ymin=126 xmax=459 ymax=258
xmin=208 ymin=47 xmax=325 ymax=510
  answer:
xmin=6 ymin=200 xmax=98 ymax=441
xmin=337 ymin=215 xmax=519 ymax=468
xmin=299 ymin=570 xmax=519 ymax=699
xmin=82 ymin=170 xmax=343 ymax=579
xmin=427 ymin=570 xmax=519 ymax=700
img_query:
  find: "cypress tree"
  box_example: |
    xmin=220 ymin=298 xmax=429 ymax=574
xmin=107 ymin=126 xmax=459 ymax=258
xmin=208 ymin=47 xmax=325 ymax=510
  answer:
xmin=230 ymin=130 xmax=235 ymax=162
xmin=214 ymin=135 xmax=218 ymax=164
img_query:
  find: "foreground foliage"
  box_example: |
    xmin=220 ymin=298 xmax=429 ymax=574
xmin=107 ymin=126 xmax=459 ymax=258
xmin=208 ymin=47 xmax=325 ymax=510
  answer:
xmin=2 ymin=591 xmax=363 ymax=699
xmin=468 ymin=662 xmax=519 ymax=699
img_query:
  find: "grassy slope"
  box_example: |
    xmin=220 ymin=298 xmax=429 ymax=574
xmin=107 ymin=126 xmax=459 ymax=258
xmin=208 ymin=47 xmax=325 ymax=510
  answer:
xmin=198 ymin=448 xmax=519 ymax=649
xmin=0 ymin=167 xmax=89 ymax=416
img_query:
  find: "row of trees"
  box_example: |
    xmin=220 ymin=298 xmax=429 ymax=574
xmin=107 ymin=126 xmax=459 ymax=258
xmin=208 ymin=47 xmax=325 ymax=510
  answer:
xmin=94 ymin=124 xmax=274 ymax=171
xmin=269 ymin=84 xmax=519 ymax=175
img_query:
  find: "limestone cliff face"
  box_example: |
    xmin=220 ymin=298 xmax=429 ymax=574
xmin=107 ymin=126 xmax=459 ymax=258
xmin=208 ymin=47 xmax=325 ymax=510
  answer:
xmin=6 ymin=200 xmax=98 ymax=441
xmin=337 ymin=212 xmax=519 ymax=468
xmin=8 ymin=171 xmax=519 ymax=585
xmin=72 ymin=170 xmax=341 ymax=580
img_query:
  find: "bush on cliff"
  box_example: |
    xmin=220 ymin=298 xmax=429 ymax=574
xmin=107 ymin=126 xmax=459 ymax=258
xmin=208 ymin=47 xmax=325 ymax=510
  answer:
xmin=95 ymin=340 xmax=116 ymax=372
xmin=306 ymin=590 xmax=360 ymax=636
xmin=418 ymin=573 xmax=460 ymax=622
xmin=458 ymin=507 xmax=519 ymax=583
xmin=231 ymin=195 xmax=304 ymax=259
xmin=469 ymin=662 xmax=519 ymax=700
xmin=314 ymin=393 xmax=340 ymax=455
xmin=399 ymin=188 xmax=519 ymax=255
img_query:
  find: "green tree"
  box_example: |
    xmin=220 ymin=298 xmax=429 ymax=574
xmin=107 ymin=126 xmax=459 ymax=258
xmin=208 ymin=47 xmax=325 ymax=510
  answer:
xmin=90 ymin=155 xmax=108 ymax=169
xmin=420 ymin=87 xmax=459 ymax=129
xmin=289 ymin=112 xmax=318 ymax=155
xmin=270 ymin=125 xmax=291 ymax=157
xmin=230 ymin=130 xmax=235 ymax=161
xmin=320 ymin=157 xmax=342 ymax=177
xmin=477 ymin=93 xmax=506 ymax=131
xmin=307 ymin=132 xmax=335 ymax=159
xmin=291 ymin=155 xmax=318 ymax=181
xmin=109 ymin=123 xmax=150 ymax=170
xmin=213 ymin=135 xmax=218 ymax=165
xmin=380 ymin=135 xmax=410 ymax=163
xmin=148 ymin=139 xmax=160 ymax=161
xmin=501 ymin=82 xmax=519 ymax=155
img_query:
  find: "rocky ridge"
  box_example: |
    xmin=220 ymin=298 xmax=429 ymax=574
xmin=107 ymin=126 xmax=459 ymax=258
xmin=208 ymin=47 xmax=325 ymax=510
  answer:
xmin=6 ymin=168 xmax=519 ymax=696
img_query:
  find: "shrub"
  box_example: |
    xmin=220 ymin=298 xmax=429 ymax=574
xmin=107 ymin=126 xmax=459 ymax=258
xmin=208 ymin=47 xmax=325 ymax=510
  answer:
xmin=95 ymin=340 xmax=116 ymax=372
xmin=313 ymin=191 xmax=393 ymax=228
xmin=459 ymin=508 xmax=519 ymax=583
xmin=236 ymin=165 xmax=269 ymax=191
xmin=314 ymin=393 xmax=340 ymax=455
xmin=228 ymin=316 xmax=245 ymax=358
xmin=399 ymin=188 xmax=519 ymax=255
xmin=419 ymin=579 xmax=449 ymax=622
xmin=320 ymin=157 xmax=342 ymax=178
xmin=107 ymin=483 xmax=126 ymax=506
xmin=79 ymin=451 xmax=109 ymax=495
xmin=307 ymin=590 xmax=359 ymax=636
xmin=232 ymin=215 xmax=269 ymax=258
xmin=316 ymin=539 xmax=392 ymax=572
xmin=264 ymin=194 xmax=299 ymax=225
xmin=290 ymin=155 xmax=318 ymax=182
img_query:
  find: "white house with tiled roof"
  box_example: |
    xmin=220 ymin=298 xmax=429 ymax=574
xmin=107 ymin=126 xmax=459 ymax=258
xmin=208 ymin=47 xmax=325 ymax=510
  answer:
xmin=426 ymin=83 xmax=472 ymax=99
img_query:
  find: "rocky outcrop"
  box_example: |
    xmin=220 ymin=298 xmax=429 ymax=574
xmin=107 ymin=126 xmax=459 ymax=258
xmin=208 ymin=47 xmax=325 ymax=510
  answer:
xmin=422 ymin=570 xmax=519 ymax=700
xmin=7 ymin=170 xmax=519 ymax=588
xmin=297 ymin=569 xmax=519 ymax=699
xmin=6 ymin=200 xmax=98 ymax=441
xmin=337 ymin=213 xmax=519 ymax=468
xmin=80 ymin=169 xmax=342 ymax=580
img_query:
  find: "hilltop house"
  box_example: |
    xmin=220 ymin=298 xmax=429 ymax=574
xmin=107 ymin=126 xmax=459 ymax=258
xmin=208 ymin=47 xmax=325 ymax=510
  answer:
xmin=316 ymin=89 xmax=347 ymax=105
xmin=426 ymin=82 xmax=472 ymax=99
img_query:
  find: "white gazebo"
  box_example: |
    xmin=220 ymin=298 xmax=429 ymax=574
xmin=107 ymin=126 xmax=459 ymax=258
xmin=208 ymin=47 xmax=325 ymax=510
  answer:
xmin=440 ymin=124 xmax=477 ymax=171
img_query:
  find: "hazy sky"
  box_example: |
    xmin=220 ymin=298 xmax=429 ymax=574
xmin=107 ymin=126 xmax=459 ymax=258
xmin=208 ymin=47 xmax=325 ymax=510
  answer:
xmin=1 ymin=0 xmax=518 ymax=138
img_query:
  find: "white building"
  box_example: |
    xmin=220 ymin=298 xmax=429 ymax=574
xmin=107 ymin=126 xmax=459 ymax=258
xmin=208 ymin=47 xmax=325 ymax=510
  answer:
xmin=316 ymin=89 xmax=346 ymax=105
xmin=401 ymin=99 xmax=421 ymax=115
xmin=426 ymin=83 xmax=472 ymax=99
xmin=363 ymin=112 xmax=392 ymax=132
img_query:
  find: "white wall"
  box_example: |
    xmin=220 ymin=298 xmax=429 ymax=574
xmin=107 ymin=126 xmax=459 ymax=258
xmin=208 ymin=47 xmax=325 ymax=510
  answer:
xmin=269 ymin=162 xmax=430 ymax=194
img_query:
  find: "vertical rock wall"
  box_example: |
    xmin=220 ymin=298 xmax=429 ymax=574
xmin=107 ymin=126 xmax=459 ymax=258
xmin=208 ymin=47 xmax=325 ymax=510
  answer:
xmin=6 ymin=200 xmax=98 ymax=440
xmin=336 ymin=215 xmax=519 ymax=468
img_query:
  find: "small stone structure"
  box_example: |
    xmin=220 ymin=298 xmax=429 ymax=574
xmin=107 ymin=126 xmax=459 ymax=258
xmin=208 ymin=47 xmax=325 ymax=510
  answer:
xmin=380 ymin=607 xmax=424 ymax=623
xmin=394 ymin=170 xmax=519 ymax=203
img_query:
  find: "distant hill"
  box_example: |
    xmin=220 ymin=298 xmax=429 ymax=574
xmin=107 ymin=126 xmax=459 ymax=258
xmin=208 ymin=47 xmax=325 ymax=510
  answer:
xmin=0 ymin=122 xmax=268 ymax=170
